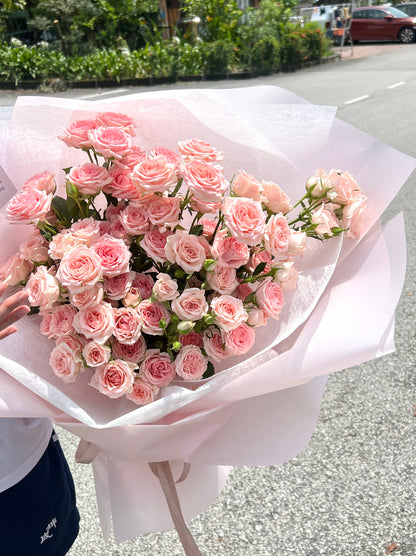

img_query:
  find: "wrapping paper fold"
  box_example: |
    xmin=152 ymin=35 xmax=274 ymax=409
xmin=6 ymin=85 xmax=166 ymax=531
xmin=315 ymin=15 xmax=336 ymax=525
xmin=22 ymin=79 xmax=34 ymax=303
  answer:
xmin=0 ymin=86 xmax=414 ymax=541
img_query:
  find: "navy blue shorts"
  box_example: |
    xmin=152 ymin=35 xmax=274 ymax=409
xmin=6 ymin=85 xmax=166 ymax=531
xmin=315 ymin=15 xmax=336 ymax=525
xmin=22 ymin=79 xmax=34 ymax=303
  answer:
xmin=0 ymin=431 xmax=80 ymax=556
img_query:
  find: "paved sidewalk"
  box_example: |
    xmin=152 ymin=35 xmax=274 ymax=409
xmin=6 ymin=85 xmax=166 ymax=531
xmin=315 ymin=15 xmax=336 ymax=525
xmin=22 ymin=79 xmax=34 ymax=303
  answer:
xmin=338 ymin=41 xmax=414 ymax=60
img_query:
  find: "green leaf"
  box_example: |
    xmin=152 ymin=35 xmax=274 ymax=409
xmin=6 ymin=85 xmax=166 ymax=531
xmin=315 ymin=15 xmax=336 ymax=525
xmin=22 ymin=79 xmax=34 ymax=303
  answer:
xmin=189 ymin=224 xmax=203 ymax=236
xmin=51 ymin=195 xmax=72 ymax=224
xmin=202 ymin=360 xmax=215 ymax=379
xmin=66 ymin=180 xmax=80 ymax=199
xmin=253 ymin=262 xmax=267 ymax=276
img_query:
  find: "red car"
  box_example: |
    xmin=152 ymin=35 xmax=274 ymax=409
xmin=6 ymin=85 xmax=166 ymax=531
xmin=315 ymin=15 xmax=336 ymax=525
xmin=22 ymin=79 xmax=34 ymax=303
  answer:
xmin=349 ymin=6 xmax=416 ymax=43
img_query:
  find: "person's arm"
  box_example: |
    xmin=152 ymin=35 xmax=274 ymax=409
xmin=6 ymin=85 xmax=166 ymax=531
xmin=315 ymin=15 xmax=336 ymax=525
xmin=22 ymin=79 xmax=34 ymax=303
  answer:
xmin=0 ymin=282 xmax=29 ymax=340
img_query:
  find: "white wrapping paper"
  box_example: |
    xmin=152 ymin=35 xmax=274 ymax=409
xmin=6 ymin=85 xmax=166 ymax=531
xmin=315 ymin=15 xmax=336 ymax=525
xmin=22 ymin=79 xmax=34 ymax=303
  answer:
xmin=0 ymin=86 xmax=414 ymax=541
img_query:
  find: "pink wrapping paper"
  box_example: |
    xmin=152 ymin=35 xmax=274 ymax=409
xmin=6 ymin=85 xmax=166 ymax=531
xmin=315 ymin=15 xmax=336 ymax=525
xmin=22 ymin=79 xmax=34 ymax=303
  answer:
xmin=0 ymin=86 xmax=414 ymax=541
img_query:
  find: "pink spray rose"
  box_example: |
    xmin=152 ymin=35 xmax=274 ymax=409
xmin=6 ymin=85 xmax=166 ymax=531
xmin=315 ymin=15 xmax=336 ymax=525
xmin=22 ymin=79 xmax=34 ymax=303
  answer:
xmin=306 ymin=169 xmax=331 ymax=197
xmin=140 ymin=227 xmax=172 ymax=264
xmin=149 ymin=146 xmax=181 ymax=170
xmin=261 ymin=180 xmax=292 ymax=214
xmin=48 ymin=230 xmax=85 ymax=260
xmin=120 ymin=204 xmax=150 ymax=235
xmin=67 ymin=163 xmax=112 ymax=195
xmin=165 ymin=230 xmax=206 ymax=274
xmin=132 ymin=273 xmax=154 ymax=300
xmin=26 ymin=266 xmax=60 ymax=310
xmin=177 ymin=138 xmax=223 ymax=162
xmin=180 ymin=331 xmax=204 ymax=348
xmin=206 ymin=264 xmax=238 ymax=295
xmin=287 ymin=229 xmax=307 ymax=257
xmin=112 ymin=336 xmax=147 ymax=364
xmin=212 ymin=235 xmax=250 ymax=269
xmin=19 ymin=230 xmax=49 ymax=263
xmin=82 ymin=341 xmax=111 ymax=367
xmin=105 ymin=167 xmax=138 ymax=200
xmin=256 ymin=277 xmax=285 ymax=319
xmin=0 ymin=252 xmax=33 ymax=285
xmin=203 ymin=328 xmax=230 ymax=362
xmin=181 ymin=159 xmax=228 ymax=203
xmin=104 ymin=271 xmax=134 ymax=301
xmin=328 ymin=170 xmax=362 ymax=205
xmin=127 ymin=377 xmax=159 ymax=406
xmin=140 ymin=350 xmax=175 ymax=387
xmin=73 ymin=302 xmax=114 ymax=344
xmin=171 ymin=288 xmax=208 ymax=321
xmin=50 ymin=304 xmax=77 ymax=336
xmin=311 ymin=204 xmax=340 ymax=236
xmin=264 ymin=214 xmax=291 ymax=256
xmin=49 ymin=343 xmax=84 ymax=384
xmin=225 ymin=322 xmax=256 ymax=356
xmin=210 ymin=295 xmax=248 ymax=332
xmin=90 ymin=360 xmax=135 ymax=398
xmin=113 ymin=306 xmax=142 ymax=345
xmin=114 ymin=146 xmax=146 ymax=171
xmin=70 ymin=218 xmax=101 ymax=247
xmin=91 ymin=235 xmax=131 ymax=277
xmin=232 ymin=170 xmax=262 ymax=201
xmin=58 ymin=119 xmax=97 ymax=149
xmin=147 ymin=196 xmax=181 ymax=228
xmin=57 ymin=245 xmax=103 ymax=291
xmin=68 ymin=283 xmax=104 ymax=309
xmin=95 ymin=111 xmax=136 ymax=136
xmin=223 ymin=197 xmax=266 ymax=245
xmin=7 ymin=188 xmax=52 ymax=224
xmin=152 ymin=273 xmax=179 ymax=302
xmin=275 ymin=260 xmax=298 ymax=291
xmin=137 ymin=300 xmax=170 ymax=335
xmin=342 ymin=195 xmax=367 ymax=239
xmin=88 ymin=126 xmax=132 ymax=159
xmin=22 ymin=171 xmax=55 ymax=195
xmin=174 ymin=345 xmax=207 ymax=381
xmin=131 ymin=155 xmax=177 ymax=194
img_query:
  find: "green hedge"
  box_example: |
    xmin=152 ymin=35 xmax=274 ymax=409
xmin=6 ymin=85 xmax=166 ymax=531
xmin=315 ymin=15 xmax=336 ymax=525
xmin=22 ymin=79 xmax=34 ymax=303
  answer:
xmin=0 ymin=26 xmax=327 ymax=87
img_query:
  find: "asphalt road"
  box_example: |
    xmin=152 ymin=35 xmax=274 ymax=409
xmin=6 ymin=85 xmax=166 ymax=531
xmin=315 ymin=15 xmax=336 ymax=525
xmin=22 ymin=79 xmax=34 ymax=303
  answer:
xmin=2 ymin=43 xmax=415 ymax=555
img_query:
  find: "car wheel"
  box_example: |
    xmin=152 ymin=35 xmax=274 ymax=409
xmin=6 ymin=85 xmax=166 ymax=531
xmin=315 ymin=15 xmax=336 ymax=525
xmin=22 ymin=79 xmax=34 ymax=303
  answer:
xmin=398 ymin=26 xmax=416 ymax=43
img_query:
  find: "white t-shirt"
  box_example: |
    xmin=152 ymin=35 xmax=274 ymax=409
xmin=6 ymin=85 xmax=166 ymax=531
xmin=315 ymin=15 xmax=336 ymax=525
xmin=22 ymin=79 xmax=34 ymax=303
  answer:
xmin=0 ymin=418 xmax=53 ymax=493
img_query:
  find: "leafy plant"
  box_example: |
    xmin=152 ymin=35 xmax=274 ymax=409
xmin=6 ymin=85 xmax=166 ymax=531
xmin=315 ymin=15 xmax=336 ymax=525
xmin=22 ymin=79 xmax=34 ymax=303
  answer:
xmin=182 ymin=0 xmax=242 ymax=43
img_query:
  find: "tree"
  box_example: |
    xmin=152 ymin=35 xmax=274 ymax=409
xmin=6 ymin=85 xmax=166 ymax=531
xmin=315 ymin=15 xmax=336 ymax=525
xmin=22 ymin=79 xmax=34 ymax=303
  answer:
xmin=181 ymin=0 xmax=242 ymax=42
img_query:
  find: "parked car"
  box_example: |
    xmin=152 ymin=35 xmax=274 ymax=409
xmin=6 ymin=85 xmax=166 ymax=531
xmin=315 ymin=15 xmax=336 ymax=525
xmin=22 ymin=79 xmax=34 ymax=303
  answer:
xmin=348 ymin=6 xmax=416 ymax=43
xmin=398 ymin=2 xmax=416 ymax=17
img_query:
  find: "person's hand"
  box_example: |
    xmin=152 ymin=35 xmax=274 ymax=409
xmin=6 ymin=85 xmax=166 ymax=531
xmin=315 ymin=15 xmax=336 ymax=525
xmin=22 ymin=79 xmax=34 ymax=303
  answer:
xmin=0 ymin=282 xmax=29 ymax=340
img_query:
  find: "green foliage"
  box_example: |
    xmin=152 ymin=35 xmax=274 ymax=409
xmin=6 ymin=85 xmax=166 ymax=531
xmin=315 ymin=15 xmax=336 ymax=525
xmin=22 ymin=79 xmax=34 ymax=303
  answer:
xmin=182 ymin=0 xmax=242 ymax=42
xmin=279 ymin=23 xmax=326 ymax=70
xmin=201 ymin=40 xmax=234 ymax=75
xmin=250 ymin=36 xmax=280 ymax=71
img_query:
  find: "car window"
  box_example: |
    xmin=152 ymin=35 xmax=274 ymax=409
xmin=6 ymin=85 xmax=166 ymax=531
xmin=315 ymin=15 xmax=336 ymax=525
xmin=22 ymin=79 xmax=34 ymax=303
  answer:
xmin=352 ymin=10 xmax=366 ymax=19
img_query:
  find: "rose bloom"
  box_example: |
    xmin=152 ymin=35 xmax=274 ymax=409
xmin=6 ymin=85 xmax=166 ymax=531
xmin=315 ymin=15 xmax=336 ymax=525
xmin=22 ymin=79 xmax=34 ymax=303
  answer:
xmin=96 ymin=111 xmax=135 ymax=136
xmin=105 ymin=167 xmax=138 ymax=200
xmin=7 ymin=188 xmax=52 ymax=224
xmin=177 ymin=138 xmax=223 ymax=162
xmin=49 ymin=230 xmax=86 ymax=260
xmin=287 ymin=229 xmax=307 ymax=257
xmin=181 ymin=159 xmax=228 ymax=203
xmin=131 ymin=155 xmax=177 ymax=194
xmin=206 ymin=264 xmax=238 ymax=295
xmin=165 ymin=230 xmax=206 ymax=274
xmin=171 ymin=288 xmax=208 ymax=321
xmin=56 ymin=334 xmax=85 ymax=353
xmin=140 ymin=350 xmax=175 ymax=387
xmin=73 ymin=302 xmax=115 ymax=344
xmin=118 ymin=204 xmax=150 ymax=236
xmin=91 ymin=234 xmax=131 ymax=278
xmin=232 ymin=170 xmax=262 ymax=201
xmin=112 ymin=336 xmax=147 ymax=364
xmin=110 ymin=217 xmax=132 ymax=245
xmin=190 ymin=196 xmax=223 ymax=214
xmin=276 ymin=260 xmax=298 ymax=292
xmin=247 ymin=248 xmax=272 ymax=275
xmin=261 ymin=180 xmax=292 ymax=214
xmin=58 ymin=119 xmax=97 ymax=149
xmin=234 ymin=282 xmax=256 ymax=302
xmin=149 ymin=146 xmax=181 ymax=171
xmin=68 ymin=283 xmax=104 ymax=309
xmin=18 ymin=229 xmax=48 ymax=263
xmin=174 ymin=345 xmax=207 ymax=381
xmin=26 ymin=266 xmax=60 ymax=310
xmin=180 ymin=330 xmax=204 ymax=348
xmin=127 ymin=377 xmax=159 ymax=406
xmin=306 ymin=169 xmax=331 ymax=197
xmin=247 ymin=308 xmax=268 ymax=327
xmin=68 ymin=163 xmax=112 ymax=196
xmin=147 ymin=196 xmax=181 ymax=228
xmin=49 ymin=343 xmax=84 ymax=384
xmin=140 ymin=227 xmax=172 ymax=264
xmin=113 ymin=306 xmax=142 ymax=345
xmin=89 ymin=126 xmax=132 ymax=159
xmin=122 ymin=286 xmax=142 ymax=308
xmin=50 ymin=304 xmax=77 ymax=336
xmin=137 ymin=299 xmax=170 ymax=336
xmin=211 ymin=295 xmax=248 ymax=332
xmin=152 ymin=273 xmax=179 ymax=302
xmin=200 ymin=218 xmax=218 ymax=240
xmin=70 ymin=217 xmax=102 ymax=247
xmin=105 ymin=201 xmax=127 ymax=222
xmin=223 ymin=197 xmax=266 ymax=245
xmin=203 ymin=328 xmax=230 ymax=362
xmin=82 ymin=341 xmax=111 ymax=367
xmin=22 ymin=171 xmax=55 ymax=195
xmin=342 ymin=195 xmax=367 ymax=239
xmin=328 ymin=170 xmax=362 ymax=205
xmin=264 ymin=214 xmax=291 ymax=257
xmin=225 ymin=322 xmax=256 ymax=356
xmin=311 ymin=204 xmax=340 ymax=236
xmin=114 ymin=146 xmax=146 ymax=171
xmin=57 ymin=245 xmax=103 ymax=291
xmin=132 ymin=273 xmax=154 ymax=300
xmin=39 ymin=311 xmax=55 ymax=338
xmin=104 ymin=270 xmax=134 ymax=301
xmin=256 ymin=277 xmax=285 ymax=319
xmin=90 ymin=360 xmax=135 ymax=399
xmin=0 ymin=252 xmax=33 ymax=286
xmin=212 ymin=235 xmax=250 ymax=269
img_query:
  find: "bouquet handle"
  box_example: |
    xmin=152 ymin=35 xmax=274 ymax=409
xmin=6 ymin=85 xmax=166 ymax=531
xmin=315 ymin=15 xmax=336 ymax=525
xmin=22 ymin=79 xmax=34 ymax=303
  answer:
xmin=149 ymin=461 xmax=203 ymax=556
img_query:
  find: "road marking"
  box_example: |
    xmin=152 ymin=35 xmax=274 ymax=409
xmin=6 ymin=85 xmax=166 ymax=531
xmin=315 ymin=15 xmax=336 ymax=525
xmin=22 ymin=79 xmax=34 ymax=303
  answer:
xmin=344 ymin=94 xmax=370 ymax=105
xmin=387 ymin=81 xmax=405 ymax=89
xmin=80 ymin=88 xmax=130 ymax=99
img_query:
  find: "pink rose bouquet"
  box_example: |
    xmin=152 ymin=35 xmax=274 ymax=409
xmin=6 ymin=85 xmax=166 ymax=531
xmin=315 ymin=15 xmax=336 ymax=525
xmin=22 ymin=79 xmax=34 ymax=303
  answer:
xmin=1 ymin=110 xmax=368 ymax=406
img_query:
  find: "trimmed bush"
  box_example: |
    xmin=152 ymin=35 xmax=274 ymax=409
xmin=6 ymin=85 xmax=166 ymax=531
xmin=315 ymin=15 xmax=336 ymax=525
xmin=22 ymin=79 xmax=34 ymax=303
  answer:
xmin=250 ymin=36 xmax=280 ymax=71
xmin=201 ymin=40 xmax=234 ymax=75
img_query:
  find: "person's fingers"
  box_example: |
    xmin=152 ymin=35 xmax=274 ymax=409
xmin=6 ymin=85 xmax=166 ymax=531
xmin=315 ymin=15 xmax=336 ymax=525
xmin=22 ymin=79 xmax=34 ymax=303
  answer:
xmin=0 ymin=282 xmax=8 ymax=298
xmin=0 ymin=325 xmax=18 ymax=341
xmin=0 ymin=289 xmax=29 ymax=321
xmin=0 ymin=304 xmax=30 ymax=333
